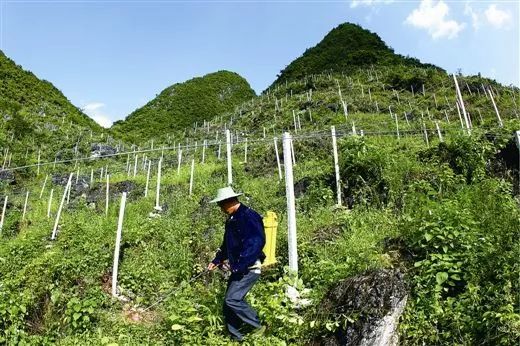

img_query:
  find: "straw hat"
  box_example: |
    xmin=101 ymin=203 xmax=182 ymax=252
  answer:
xmin=210 ymin=186 xmax=243 ymax=203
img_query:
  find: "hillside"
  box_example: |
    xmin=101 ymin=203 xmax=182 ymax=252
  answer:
xmin=0 ymin=50 xmax=108 ymax=171
xmin=0 ymin=23 xmax=519 ymax=345
xmin=111 ymin=71 xmax=256 ymax=143
xmin=270 ymin=23 xmax=441 ymax=89
xmin=0 ymin=62 xmax=518 ymax=344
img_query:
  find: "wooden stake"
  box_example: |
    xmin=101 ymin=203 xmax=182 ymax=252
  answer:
xmin=66 ymin=173 xmax=73 ymax=204
xmin=177 ymin=149 xmax=182 ymax=175
xmin=331 ymin=126 xmax=342 ymax=206
xmin=395 ymin=114 xmax=400 ymax=140
xmin=453 ymin=75 xmax=471 ymax=130
xmin=0 ymin=195 xmax=7 ymax=234
xmin=226 ymin=130 xmax=232 ymax=186
xmin=202 ymin=140 xmax=206 ymax=163
xmin=422 ymin=121 xmax=430 ymax=147
xmin=274 ymin=137 xmax=282 ymax=181
xmin=155 ymin=158 xmax=162 ymax=210
xmin=189 ymin=159 xmax=195 ymax=196
xmin=22 ymin=191 xmax=29 ymax=220
xmin=51 ymin=173 xmax=73 ymax=240
xmin=456 ymin=101 xmax=465 ymax=130
xmin=293 ymin=110 xmax=298 ymax=133
xmin=47 ymin=189 xmax=54 ymax=218
xmin=37 ymin=149 xmax=41 ymax=176
xmin=487 ymin=88 xmax=503 ymax=127
xmin=39 ymin=175 xmax=48 ymax=199
xmin=145 ymin=160 xmax=151 ymax=197
xmin=435 ymin=121 xmax=443 ymax=142
xmin=112 ymin=192 xmax=127 ymax=297
xmin=244 ymin=138 xmax=248 ymax=163
xmin=444 ymin=109 xmax=450 ymax=123
xmin=282 ymin=132 xmax=298 ymax=275
xmin=105 ymin=174 xmax=110 ymax=216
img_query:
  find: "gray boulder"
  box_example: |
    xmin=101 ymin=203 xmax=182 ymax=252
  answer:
xmin=91 ymin=143 xmax=117 ymax=158
xmin=315 ymin=269 xmax=407 ymax=346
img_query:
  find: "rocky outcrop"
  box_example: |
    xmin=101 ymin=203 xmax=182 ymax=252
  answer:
xmin=0 ymin=170 xmax=16 ymax=185
xmin=91 ymin=143 xmax=117 ymax=158
xmin=315 ymin=269 xmax=407 ymax=346
xmin=86 ymin=180 xmax=143 ymax=206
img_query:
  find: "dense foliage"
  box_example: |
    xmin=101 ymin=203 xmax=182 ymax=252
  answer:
xmin=111 ymin=71 xmax=256 ymax=143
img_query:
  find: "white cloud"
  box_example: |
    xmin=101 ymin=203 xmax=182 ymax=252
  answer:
xmin=350 ymin=0 xmax=394 ymax=8
xmin=405 ymin=0 xmax=465 ymax=39
xmin=464 ymin=2 xmax=480 ymax=31
xmin=484 ymin=4 xmax=511 ymax=28
xmin=82 ymin=102 xmax=113 ymax=128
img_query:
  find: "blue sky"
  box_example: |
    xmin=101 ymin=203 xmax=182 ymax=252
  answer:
xmin=1 ymin=0 xmax=518 ymax=127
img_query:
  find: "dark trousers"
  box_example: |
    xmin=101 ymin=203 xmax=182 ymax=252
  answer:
xmin=223 ymin=271 xmax=261 ymax=340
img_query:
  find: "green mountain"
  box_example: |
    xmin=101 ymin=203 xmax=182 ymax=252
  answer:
xmin=0 ymin=50 xmax=105 ymax=168
xmin=270 ymin=23 xmax=441 ymax=89
xmin=111 ymin=71 xmax=256 ymax=143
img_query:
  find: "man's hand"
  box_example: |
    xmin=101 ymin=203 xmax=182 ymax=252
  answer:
xmin=207 ymin=262 xmax=218 ymax=271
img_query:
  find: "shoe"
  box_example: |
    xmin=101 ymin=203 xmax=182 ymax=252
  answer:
xmin=250 ymin=325 xmax=266 ymax=337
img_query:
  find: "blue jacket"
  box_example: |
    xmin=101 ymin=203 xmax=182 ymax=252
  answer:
xmin=212 ymin=204 xmax=266 ymax=274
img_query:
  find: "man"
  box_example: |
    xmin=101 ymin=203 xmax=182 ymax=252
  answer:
xmin=208 ymin=186 xmax=267 ymax=341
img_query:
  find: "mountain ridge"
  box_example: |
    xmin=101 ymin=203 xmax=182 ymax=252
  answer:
xmin=111 ymin=70 xmax=256 ymax=143
xmin=268 ymin=22 xmax=443 ymax=91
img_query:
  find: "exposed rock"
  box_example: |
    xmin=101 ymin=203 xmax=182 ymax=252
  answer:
xmin=0 ymin=170 xmax=16 ymax=185
xmin=69 ymin=176 xmax=91 ymax=197
xmin=294 ymin=177 xmax=312 ymax=198
xmin=315 ymin=269 xmax=407 ymax=346
xmin=91 ymin=143 xmax=117 ymax=158
xmin=327 ymin=103 xmax=340 ymax=113
xmin=404 ymin=112 xmax=415 ymax=122
xmin=51 ymin=174 xmax=71 ymax=186
xmin=86 ymin=180 xmax=143 ymax=206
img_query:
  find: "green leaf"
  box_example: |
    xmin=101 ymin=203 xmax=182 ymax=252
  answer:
xmin=187 ymin=316 xmax=203 ymax=323
xmin=436 ymin=272 xmax=449 ymax=285
xmin=451 ymin=274 xmax=461 ymax=281
xmin=424 ymin=233 xmax=433 ymax=242
xmin=171 ymin=324 xmax=184 ymax=331
xmin=73 ymin=312 xmax=81 ymax=321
